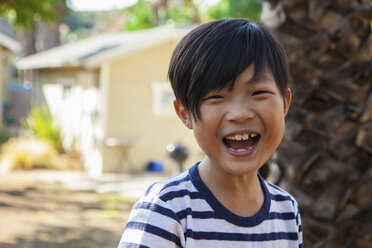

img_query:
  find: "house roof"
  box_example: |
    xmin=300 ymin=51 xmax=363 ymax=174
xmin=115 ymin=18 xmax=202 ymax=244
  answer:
xmin=16 ymin=25 xmax=193 ymax=70
xmin=0 ymin=18 xmax=20 ymax=53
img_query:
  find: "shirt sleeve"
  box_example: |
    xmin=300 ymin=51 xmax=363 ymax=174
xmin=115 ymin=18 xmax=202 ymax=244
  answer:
xmin=118 ymin=194 xmax=184 ymax=248
xmin=296 ymin=206 xmax=303 ymax=248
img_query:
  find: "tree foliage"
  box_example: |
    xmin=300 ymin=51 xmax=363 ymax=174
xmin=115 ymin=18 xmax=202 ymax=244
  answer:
xmin=122 ymin=0 xmax=261 ymax=31
xmin=0 ymin=0 xmax=68 ymax=29
xmin=122 ymin=0 xmax=200 ymax=31
xmin=166 ymin=0 xmax=200 ymax=24
xmin=123 ymin=0 xmax=155 ymax=31
xmin=207 ymin=0 xmax=261 ymax=22
xmin=62 ymin=11 xmax=94 ymax=32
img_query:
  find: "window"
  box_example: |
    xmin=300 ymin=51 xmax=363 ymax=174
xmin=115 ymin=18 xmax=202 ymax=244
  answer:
xmin=57 ymin=77 xmax=75 ymax=99
xmin=152 ymin=82 xmax=175 ymax=116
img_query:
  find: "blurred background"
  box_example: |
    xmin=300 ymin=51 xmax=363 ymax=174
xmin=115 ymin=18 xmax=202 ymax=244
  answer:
xmin=0 ymin=0 xmax=371 ymax=247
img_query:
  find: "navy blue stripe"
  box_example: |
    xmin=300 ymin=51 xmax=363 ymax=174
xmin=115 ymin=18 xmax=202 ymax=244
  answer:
xmin=176 ymin=208 xmax=295 ymax=221
xmin=145 ymin=174 xmax=190 ymax=197
xmin=161 ymin=174 xmax=190 ymax=190
xmin=133 ymin=202 xmax=180 ymax=223
xmin=135 ymin=199 xmax=295 ymax=222
xmin=185 ymin=230 xmax=298 ymax=241
xmin=126 ymin=222 xmax=182 ymax=247
xmin=299 ymin=243 xmax=303 ymax=248
xmin=269 ymin=212 xmax=295 ymax=220
xmin=160 ymin=190 xmax=201 ymax=202
xmin=118 ymin=241 xmax=151 ymax=248
xmin=176 ymin=208 xmax=220 ymax=220
xmin=272 ymin=194 xmax=294 ymax=202
xmin=189 ymin=163 xmax=272 ymax=227
xmin=176 ymin=208 xmax=190 ymax=220
xmin=299 ymin=224 xmax=302 ymax=232
xmin=191 ymin=211 xmax=218 ymax=219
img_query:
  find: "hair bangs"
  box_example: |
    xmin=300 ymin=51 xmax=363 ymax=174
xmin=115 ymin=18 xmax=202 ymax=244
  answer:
xmin=189 ymin=23 xmax=272 ymax=119
xmin=168 ymin=19 xmax=289 ymax=121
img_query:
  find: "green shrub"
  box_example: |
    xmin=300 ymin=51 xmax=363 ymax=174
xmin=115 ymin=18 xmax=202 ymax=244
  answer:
xmin=22 ymin=105 xmax=63 ymax=152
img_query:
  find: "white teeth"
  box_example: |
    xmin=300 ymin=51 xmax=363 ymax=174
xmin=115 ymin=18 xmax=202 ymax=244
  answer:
xmin=225 ymin=133 xmax=257 ymax=140
xmin=229 ymin=146 xmax=254 ymax=152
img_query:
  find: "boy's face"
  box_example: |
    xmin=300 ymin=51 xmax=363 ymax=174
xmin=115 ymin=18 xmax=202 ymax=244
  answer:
xmin=174 ymin=64 xmax=291 ymax=176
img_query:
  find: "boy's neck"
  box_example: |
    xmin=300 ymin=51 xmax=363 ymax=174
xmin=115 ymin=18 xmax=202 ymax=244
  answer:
xmin=198 ymin=157 xmax=265 ymax=217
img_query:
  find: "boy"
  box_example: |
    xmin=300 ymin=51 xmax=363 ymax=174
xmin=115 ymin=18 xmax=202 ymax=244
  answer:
xmin=118 ymin=18 xmax=303 ymax=248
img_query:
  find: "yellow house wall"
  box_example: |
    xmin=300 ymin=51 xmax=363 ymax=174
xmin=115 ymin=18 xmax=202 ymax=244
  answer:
xmin=103 ymin=40 xmax=203 ymax=173
xmin=37 ymin=68 xmax=89 ymax=85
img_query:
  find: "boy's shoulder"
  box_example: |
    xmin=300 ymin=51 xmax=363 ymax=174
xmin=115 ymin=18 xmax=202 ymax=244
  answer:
xmin=262 ymin=178 xmax=300 ymax=210
xmin=141 ymin=170 xmax=194 ymax=203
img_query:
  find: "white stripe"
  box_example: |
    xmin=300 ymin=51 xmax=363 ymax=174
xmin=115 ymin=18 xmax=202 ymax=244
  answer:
xmin=121 ymin=228 xmax=180 ymax=247
xmin=182 ymin=217 xmax=299 ymax=233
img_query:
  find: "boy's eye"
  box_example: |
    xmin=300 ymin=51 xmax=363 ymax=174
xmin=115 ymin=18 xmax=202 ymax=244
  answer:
xmin=204 ymin=95 xmax=224 ymax=100
xmin=209 ymin=95 xmax=224 ymax=99
xmin=252 ymin=91 xmax=269 ymax=96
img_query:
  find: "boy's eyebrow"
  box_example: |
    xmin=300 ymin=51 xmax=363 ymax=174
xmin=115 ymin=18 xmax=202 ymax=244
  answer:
xmin=247 ymin=73 xmax=273 ymax=84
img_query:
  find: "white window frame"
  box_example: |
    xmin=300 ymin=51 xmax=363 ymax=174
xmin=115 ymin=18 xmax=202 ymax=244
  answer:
xmin=152 ymin=81 xmax=175 ymax=116
xmin=56 ymin=77 xmax=76 ymax=99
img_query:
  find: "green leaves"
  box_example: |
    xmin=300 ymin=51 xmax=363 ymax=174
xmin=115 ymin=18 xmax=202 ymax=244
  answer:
xmin=22 ymin=105 xmax=63 ymax=152
xmin=0 ymin=0 xmax=67 ymax=29
xmin=207 ymin=0 xmax=262 ymax=22
xmin=124 ymin=0 xmax=155 ymax=31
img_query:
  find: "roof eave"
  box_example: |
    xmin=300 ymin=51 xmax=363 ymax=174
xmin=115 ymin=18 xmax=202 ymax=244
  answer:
xmin=16 ymin=59 xmax=83 ymax=70
xmin=84 ymin=34 xmax=182 ymax=69
xmin=0 ymin=32 xmax=20 ymax=53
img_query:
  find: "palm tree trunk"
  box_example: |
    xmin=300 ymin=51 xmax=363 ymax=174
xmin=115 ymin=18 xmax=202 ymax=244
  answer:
xmin=35 ymin=21 xmax=60 ymax=52
xmin=261 ymin=0 xmax=372 ymax=247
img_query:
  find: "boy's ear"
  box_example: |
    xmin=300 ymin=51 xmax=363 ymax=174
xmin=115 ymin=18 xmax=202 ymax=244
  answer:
xmin=173 ymin=100 xmax=193 ymax=129
xmin=284 ymin=88 xmax=292 ymax=116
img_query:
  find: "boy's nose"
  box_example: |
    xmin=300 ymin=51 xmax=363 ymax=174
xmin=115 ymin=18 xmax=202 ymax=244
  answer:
xmin=226 ymin=102 xmax=255 ymax=123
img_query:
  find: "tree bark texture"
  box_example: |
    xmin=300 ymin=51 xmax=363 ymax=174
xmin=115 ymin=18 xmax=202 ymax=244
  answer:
xmin=261 ymin=0 xmax=372 ymax=247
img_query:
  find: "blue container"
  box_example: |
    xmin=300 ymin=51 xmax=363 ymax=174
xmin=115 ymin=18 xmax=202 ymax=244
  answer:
xmin=146 ymin=161 xmax=164 ymax=172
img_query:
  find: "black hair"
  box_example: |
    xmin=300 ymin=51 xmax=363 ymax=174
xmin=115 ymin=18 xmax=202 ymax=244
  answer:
xmin=168 ymin=18 xmax=289 ymax=120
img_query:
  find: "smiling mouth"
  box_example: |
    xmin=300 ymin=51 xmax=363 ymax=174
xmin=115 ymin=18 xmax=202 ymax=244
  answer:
xmin=222 ymin=133 xmax=261 ymax=152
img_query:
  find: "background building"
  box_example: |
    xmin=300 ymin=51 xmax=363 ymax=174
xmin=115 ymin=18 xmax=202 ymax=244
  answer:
xmin=16 ymin=25 xmax=203 ymax=176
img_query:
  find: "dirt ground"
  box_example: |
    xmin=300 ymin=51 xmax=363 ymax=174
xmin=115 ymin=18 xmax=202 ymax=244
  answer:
xmin=0 ymin=172 xmax=136 ymax=248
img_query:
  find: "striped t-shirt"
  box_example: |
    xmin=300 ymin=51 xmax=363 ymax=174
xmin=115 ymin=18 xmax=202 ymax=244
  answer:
xmin=118 ymin=162 xmax=303 ymax=248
